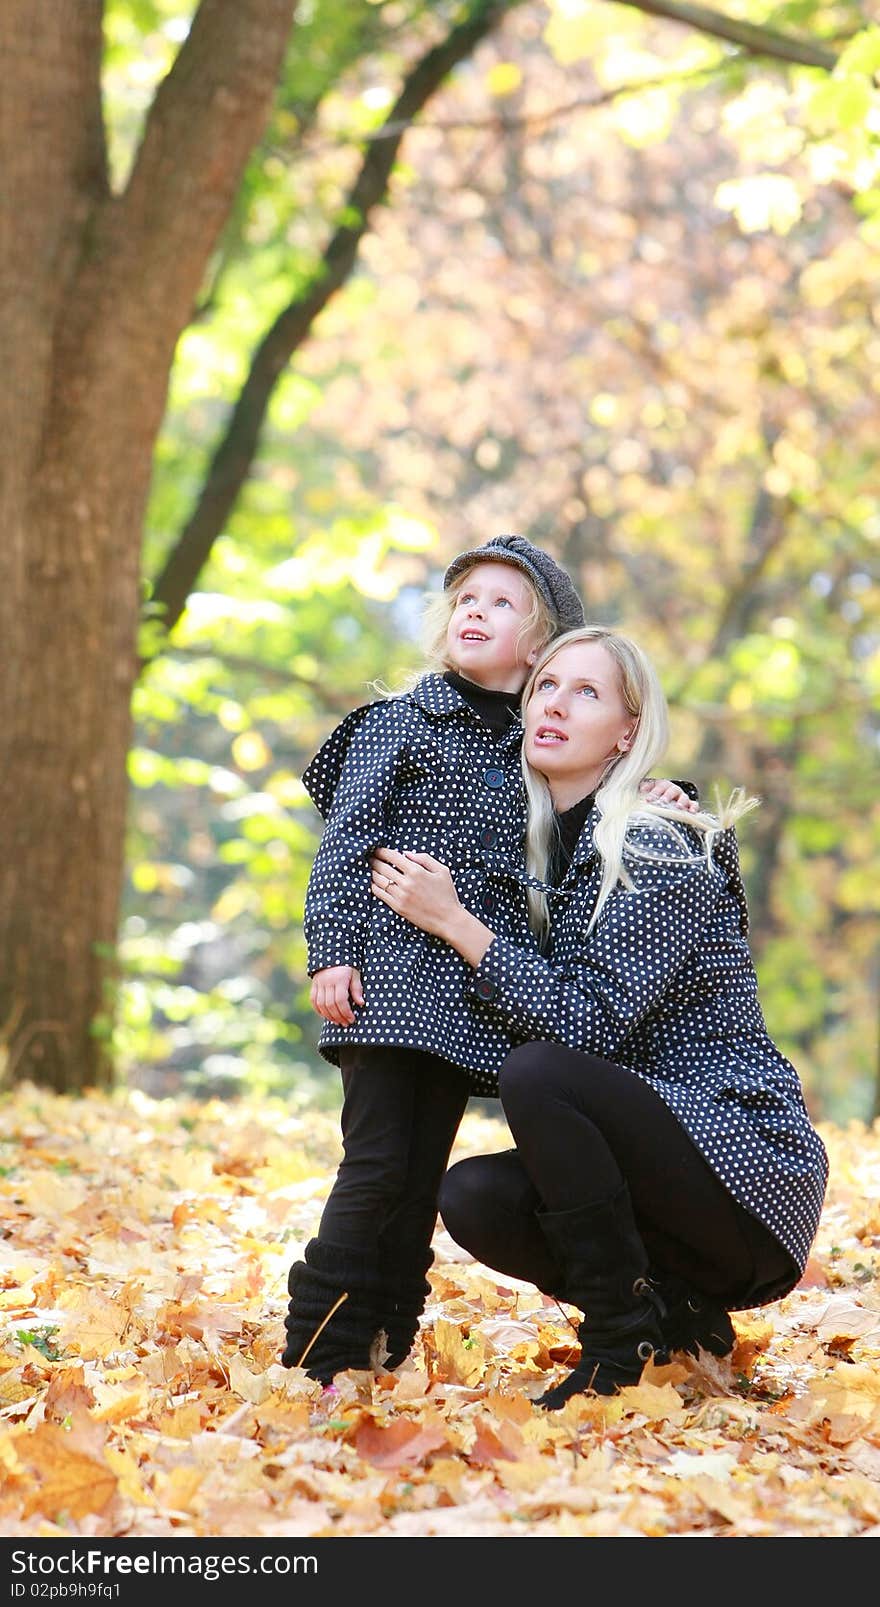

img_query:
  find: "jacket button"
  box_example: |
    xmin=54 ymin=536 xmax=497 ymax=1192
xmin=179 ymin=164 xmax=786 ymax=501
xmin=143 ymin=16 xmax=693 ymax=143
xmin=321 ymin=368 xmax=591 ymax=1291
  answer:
xmin=476 ymin=978 xmax=496 ymax=1001
xmin=479 ymin=827 xmax=498 ymax=849
xmin=481 ymin=892 xmax=496 ymax=915
xmin=483 ymin=767 xmax=504 ymax=789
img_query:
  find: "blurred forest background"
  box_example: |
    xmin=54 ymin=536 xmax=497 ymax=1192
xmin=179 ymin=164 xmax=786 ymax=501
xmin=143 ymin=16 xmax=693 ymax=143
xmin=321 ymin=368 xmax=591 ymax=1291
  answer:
xmin=3 ymin=1 xmax=879 ymax=1126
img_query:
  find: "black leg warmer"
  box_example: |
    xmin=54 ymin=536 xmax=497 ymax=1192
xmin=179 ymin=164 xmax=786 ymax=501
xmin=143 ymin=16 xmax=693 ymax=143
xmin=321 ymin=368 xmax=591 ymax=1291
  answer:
xmin=281 ymin=1239 xmax=384 ymax=1383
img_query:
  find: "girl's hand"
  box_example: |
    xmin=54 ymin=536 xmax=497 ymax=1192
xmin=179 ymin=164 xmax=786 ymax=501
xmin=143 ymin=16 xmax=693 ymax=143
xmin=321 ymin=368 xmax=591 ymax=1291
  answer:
xmin=641 ymin=777 xmax=699 ymax=813
xmin=370 ymin=848 xmax=463 ymax=940
xmin=310 ymin=965 xmax=364 ymax=1026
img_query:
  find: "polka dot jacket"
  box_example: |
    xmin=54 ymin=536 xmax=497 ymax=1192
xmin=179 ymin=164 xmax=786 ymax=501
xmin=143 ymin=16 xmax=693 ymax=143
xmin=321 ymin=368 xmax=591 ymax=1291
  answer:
xmin=468 ymin=806 xmax=829 ymax=1287
xmin=301 ymin=674 xmax=536 ymax=1095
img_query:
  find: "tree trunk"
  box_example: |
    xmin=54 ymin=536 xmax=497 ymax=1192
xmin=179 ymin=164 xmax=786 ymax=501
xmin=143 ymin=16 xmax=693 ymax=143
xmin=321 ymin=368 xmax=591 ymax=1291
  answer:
xmin=0 ymin=0 xmax=296 ymax=1091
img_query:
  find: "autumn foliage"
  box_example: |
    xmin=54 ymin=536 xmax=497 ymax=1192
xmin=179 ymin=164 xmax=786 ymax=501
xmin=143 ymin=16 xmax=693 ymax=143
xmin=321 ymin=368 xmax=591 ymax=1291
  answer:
xmin=1 ymin=1086 xmax=879 ymax=1537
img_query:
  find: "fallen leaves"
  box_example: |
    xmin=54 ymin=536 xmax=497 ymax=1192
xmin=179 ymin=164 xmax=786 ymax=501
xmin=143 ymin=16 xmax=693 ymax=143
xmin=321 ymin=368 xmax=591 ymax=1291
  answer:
xmin=0 ymin=1083 xmax=878 ymax=1536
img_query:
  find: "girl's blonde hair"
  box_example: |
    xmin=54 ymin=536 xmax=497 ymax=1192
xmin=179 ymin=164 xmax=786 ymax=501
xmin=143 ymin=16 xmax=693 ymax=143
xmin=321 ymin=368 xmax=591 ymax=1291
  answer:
xmin=521 ymin=625 xmax=759 ymax=939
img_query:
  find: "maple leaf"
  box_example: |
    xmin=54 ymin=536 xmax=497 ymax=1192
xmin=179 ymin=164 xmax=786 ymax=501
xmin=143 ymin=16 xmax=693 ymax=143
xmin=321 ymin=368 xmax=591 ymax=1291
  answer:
xmin=54 ymin=1289 xmax=133 ymax=1358
xmin=17 ymin=1408 xmax=118 ymax=1521
xmin=433 ymin=1317 xmax=488 ymax=1386
xmin=226 ymin=1350 xmax=273 ymax=1404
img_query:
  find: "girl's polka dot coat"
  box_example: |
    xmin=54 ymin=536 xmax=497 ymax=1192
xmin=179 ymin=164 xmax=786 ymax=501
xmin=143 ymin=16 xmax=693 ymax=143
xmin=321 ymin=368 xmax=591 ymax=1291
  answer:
xmin=467 ymin=805 xmax=829 ymax=1292
xmin=302 ymin=674 xmax=535 ymax=1096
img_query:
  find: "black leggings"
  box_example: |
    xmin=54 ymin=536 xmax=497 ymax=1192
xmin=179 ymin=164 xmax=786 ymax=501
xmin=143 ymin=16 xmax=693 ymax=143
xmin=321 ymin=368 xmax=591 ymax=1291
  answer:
xmin=318 ymin=1044 xmax=470 ymax=1262
xmin=438 ymin=1042 xmax=795 ymax=1307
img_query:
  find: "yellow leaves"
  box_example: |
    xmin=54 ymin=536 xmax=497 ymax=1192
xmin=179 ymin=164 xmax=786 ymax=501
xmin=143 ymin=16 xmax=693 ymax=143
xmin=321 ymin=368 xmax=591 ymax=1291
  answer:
xmin=615 ymin=1377 xmax=691 ymax=1426
xmin=715 ymin=174 xmax=803 ymax=236
xmin=231 ymin=731 xmax=271 ymax=772
xmin=788 ymin=1363 xmax=880 ymax=1444
xmin=432 ymin=1318 xmax=488 ymax=1387
xmin=17 ymin=1412 xmax=118 ymax=1521
xmin=153 ymin=1401 xmax=208 ymax=1440
xmin=0 ymin=1370 xmax=39 ymax=1409
xmin=589 ymin=392 xmax=618 ymax=427
xmin=13 ymin=1169 xmax=88 ymax=1217
xmin=55 ymin=1290 xmax=134 ymax=1360
xmin=226 ymin=1351 xmax=274 ymax=1406
xmin=485 ymin=63 xmax=522 ymax=98
xmin=1 ymin=1087 xmax=879 ymax=1535
xmin=613 ymin=86 xmax=677 ymax=150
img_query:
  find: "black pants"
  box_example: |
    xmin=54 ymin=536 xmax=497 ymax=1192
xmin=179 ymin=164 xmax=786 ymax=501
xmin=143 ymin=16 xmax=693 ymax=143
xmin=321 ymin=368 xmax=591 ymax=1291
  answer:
xmin=318 ymin=1044 xmax=470 ymax=1264
xmin=438 ymin=1042 xmax=795 ymax=1307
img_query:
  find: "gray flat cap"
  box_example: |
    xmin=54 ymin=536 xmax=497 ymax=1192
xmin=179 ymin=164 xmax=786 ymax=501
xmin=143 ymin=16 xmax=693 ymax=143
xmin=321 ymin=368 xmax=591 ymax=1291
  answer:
xmin=444 ymin=533 xmax=585 ymax=634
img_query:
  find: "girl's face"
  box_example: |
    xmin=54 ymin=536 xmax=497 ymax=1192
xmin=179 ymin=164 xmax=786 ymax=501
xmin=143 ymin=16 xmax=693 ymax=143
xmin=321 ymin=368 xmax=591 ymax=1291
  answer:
xmin=446 ymin=561 xmax=542 ymax=691
xmin=524 ymin=640 xmax=636 ymax=808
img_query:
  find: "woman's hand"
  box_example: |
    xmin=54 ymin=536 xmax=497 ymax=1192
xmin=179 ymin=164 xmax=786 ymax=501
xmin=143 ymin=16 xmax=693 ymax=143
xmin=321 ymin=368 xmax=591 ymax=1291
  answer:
xmin=370 ymin=848 xmax=462 ymax=939
xmin=370 ymin=848 xmax=496 ymax=968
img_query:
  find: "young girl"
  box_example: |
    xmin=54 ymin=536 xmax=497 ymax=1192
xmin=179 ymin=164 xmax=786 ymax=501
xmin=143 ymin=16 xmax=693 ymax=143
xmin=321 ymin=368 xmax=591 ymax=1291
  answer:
xmin=282 ymin=536 xmax=694 ymax=1383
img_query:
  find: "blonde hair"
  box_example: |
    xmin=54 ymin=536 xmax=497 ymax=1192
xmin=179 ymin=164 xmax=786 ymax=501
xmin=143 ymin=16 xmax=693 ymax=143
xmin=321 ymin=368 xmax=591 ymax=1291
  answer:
xmin=372 ymin=559 xmax=557 ymax=697
xmin=521 ymin=626 xmax=759 ymax=939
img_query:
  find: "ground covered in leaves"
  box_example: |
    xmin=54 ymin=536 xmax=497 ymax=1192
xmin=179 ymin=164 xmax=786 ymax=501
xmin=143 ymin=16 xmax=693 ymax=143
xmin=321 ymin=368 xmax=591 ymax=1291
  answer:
xmin=0 ymin=1083 xmax=879 ymax=1538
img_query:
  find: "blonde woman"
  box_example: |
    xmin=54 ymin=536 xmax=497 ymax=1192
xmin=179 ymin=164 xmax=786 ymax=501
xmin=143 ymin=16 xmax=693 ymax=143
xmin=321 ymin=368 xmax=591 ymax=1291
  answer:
xmin=371 ymin=626 xmax=828 ymax=1408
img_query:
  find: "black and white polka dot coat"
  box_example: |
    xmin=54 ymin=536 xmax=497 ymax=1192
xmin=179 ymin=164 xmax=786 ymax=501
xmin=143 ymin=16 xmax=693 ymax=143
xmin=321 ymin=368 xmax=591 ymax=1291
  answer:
xmin=302 ymin=674 xmax=535 ymax=1095
xmin=467 ymin=804 xmax=829 ymax=1287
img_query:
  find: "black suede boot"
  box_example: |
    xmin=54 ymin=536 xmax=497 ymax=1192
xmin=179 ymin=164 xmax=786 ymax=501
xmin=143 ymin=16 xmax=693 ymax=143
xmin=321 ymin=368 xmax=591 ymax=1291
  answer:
xmin=281 ymin=1238 xmax=384 ymax=1383
xmin=533 ymin=1183 xmax=669 ymax=1409
xmin=376 ymin=1247 xmax=434 ymax=1371
xmin=648 ymin=1270 xmax=735 ymax=1359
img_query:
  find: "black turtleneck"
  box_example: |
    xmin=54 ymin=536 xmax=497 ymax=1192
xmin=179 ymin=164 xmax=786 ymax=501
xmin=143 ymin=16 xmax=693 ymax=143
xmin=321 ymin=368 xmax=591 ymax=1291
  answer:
xmin=444 ymin=670 xmax=521 ymax=742
xmin=549 ymin=792 xmax=595 ymax=886
xmin=445 ymin=670 xmax=593 ymax=882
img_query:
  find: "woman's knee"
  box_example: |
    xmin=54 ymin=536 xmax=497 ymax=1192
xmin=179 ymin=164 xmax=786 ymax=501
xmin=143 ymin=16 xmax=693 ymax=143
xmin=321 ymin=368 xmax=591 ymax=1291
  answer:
xmin=498 ymin=1041 xmax=556 ymax=1121
xmin=437 ymin=1156 xmax=492 ymax=1240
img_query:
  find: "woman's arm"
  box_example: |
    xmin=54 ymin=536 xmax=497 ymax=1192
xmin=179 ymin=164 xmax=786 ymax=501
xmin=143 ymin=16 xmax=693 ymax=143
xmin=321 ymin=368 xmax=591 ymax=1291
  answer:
xmin=372 ymin=829 xmax=729 ymax=1059
xmin=370 ymin=848 xmax=495 ymax=966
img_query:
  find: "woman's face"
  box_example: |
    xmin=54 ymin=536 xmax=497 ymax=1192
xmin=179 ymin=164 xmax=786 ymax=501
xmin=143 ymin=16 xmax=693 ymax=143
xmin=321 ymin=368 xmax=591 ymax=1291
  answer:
xmin=524 ymin=640 xmax=636 ymax=807
xmin=445 ymin=561 xmax=541 ymax=691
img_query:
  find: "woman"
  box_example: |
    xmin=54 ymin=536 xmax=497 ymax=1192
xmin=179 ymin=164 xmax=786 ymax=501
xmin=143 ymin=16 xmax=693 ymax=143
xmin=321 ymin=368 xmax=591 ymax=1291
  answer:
xmin=370 ymin=625 xmax=829 ymax=1409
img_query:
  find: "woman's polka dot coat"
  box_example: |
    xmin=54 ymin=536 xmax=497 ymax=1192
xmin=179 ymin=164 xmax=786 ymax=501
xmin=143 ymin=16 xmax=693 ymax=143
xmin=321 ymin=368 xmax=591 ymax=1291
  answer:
xmin=302 ymin=674 xmax=535 ymax=1095
xmin=467 ymin=805 xmax=829 ymax=1288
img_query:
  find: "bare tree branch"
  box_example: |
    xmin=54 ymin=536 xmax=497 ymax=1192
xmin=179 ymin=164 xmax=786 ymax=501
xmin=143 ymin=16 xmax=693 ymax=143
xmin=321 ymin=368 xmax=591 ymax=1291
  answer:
xmin=619 ymin=0 xmax=838 ymax=71
xmin=147 ymin=1 xmax=520 ymax=643
xmin=147 ymin=0 xmax=842 ymax=643
xmin=159 ymin=644 xmax=359 ymax=714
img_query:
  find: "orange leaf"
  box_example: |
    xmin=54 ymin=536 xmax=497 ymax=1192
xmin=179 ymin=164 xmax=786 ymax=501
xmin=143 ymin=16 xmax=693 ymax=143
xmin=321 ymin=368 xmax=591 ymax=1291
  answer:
xmin=797 ymin=1256 xmax=831 ymax=1290
xmin=352 ymin=1415 xmax=450 ymax=1469
xmin=44 ymin=1366 xmax=95 ymax=1421
xmin=468 ymin=1417 xmax=523 ymax=1465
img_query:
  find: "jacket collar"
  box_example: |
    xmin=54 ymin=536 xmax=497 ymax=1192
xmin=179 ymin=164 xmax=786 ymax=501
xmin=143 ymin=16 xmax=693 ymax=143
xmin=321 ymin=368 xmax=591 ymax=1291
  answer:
xmin=408 ymin=673 xmax=524 ymax=748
